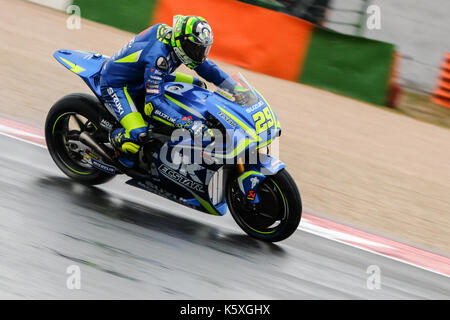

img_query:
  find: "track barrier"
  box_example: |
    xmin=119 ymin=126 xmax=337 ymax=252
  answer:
xmin=431 ymin=53 xmax=450 ymax=108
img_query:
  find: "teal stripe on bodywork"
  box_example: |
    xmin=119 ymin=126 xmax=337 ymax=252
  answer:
xmin=216 ymin=105 xmax=260 ymax=142
xmin=165 ymin=94 xmax=204 ymax=119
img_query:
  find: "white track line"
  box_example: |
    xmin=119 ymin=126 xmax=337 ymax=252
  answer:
xmin=299 ymin=220 xmax=450 ymax=278
xmin=0 ymin=132 xmax=46 ymax=149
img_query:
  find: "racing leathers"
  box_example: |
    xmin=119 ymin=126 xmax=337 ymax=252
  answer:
xmin=99 ymin=23 xmax=237 ymax=166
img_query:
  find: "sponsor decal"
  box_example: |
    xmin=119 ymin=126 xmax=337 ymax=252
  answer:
xmin=150 ymin=75 xmax=163 ymax=81
xmin=246 ymin=100 xmax=264 ymax=113
xmin=146 ymin=89 xmax=160 ymax=94
xmin=158 ymin=164 xmax=204 ymax=192
xmin=91 ymin=159 xmax=116 ymax=174
xmin=247 ymin=190 xmax=256 ymax=200
xmin=159 ymin=144 xmax=214 ymax=183
xmin=147 ymin=83 xmax=160 ymax=89
xmin=270 ymin=159 xmax=282 ymax=167
xmin=107 ymin=87 xmax=124 ymax=116
xmin=100 ymin=118 xmax=113 ymax=130
xmin=85 ymin=150 xmax=100 ymax=160
xmin=154 ymin=110 xmax=176 ymax=123
xmin=217 ymin=111 xmax=236 ymax=128
xmin=250 ymin=176 xmax=259 ymax=189
xmin=156 ymin=56 xmax=168 ymax=71
xmin=146 ymin=81 xmax=161 ymax=89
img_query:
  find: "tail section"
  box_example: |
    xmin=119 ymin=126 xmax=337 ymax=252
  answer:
xmin=53 ymin=50 xmax=109 ymax=97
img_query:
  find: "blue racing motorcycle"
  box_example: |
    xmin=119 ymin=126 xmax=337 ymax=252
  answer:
xmin=45 ymin=50 xmax=302 ymax=242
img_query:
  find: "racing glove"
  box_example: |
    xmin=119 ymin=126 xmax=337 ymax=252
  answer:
xmin=197 ymin=79 xmax=208 ymax=89
xmin=233 ymin=85 xmax=251 ymax=105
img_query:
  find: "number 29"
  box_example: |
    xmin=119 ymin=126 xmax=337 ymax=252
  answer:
xmin=252 ymin=106 xmax=274 ymax=134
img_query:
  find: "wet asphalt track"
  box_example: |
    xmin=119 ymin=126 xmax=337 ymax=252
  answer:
xmin=0 ymin=134 xmax=449 ymax=299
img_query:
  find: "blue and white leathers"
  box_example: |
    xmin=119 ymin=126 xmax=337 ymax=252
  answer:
xmin=100 ymin=23 xmax=236 ymax=138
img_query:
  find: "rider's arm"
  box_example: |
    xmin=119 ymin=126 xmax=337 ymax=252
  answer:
xmin=165 ymin=72 xmax=203 ymax=87
xmin=194 ymin=59 xmax=237 ymax=91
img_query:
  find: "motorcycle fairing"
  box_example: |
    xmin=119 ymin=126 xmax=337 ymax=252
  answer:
xmin=53 ymin=50 xmax=285 ymax=217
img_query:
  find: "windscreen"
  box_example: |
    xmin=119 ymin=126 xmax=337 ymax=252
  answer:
xmin=216 ymin=73 xmax=259 ymax=107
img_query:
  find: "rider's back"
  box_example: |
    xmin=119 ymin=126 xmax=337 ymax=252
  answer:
xmin=100 ymin=24 xmax=175 ymax=89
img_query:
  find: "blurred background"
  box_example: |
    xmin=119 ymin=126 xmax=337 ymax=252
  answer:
xmin=244 ymin=0 xmax=450 ymax=92
xmin=47 ymin=0 xmax=450 ymax=126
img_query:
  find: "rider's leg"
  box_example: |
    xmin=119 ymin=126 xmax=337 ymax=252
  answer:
xmin=101 ymin=86 xmax=147 ymax=167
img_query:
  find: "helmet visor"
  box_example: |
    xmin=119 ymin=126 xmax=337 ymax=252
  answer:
xmin=181 ymin=39 xmax=211 ymax=64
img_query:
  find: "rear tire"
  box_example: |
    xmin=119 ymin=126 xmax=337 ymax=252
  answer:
xmin=45 ymin=94 xmax=116 ymax=185
xmin=226 ymin=168 xmax=302 ymax=242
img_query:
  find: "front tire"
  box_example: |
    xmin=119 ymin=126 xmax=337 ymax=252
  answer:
xmin=45 ymin=94 xmax=116 ymax=185
xmin=226 ymin=168 xmax=302 ymax=242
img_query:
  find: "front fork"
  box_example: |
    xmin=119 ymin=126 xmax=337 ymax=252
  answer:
xmin=235 ymin=154 xmax=286 ymax=204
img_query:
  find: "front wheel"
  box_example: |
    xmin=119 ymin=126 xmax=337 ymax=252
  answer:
xmin=226 ymin=168 xmax=302 ymax=242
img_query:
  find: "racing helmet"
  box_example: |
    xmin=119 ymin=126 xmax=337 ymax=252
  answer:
xmin=171 ymin=15 xmax=213 ymax=69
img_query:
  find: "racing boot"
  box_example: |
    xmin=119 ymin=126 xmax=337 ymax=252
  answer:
xmin=110 ymin=128 xmax=148 ymax=168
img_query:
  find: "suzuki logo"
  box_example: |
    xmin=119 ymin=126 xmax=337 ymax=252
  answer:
xmin=250 ymin=176 xmax=259 ymax=189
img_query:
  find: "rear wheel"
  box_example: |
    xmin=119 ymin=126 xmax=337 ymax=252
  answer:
xmin=226 ymin=168 xmax=302 ymax=242
xmin=45 ymin=94 xmax=116 ymax=185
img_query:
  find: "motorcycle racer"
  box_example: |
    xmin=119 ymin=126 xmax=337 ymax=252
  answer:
xmin=99 ymin=15 xmax=240 ymax=167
